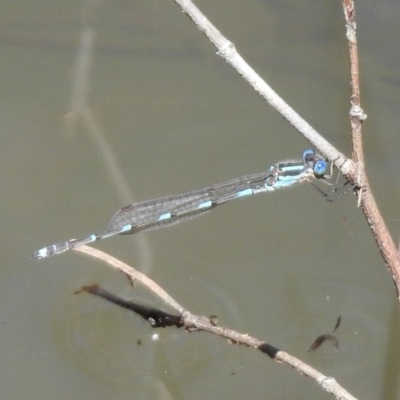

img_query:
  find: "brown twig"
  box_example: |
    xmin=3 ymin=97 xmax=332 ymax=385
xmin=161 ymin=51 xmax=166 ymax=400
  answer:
xmin=171 ymin=0 xmax=400 ymax=297
xmin=173 ymin=0 xmax=353 ymax=175
xmin=74 ymin=245 xmax=186 ymax=314
xmin=341 ymin=0 xmax=400 ymax=295
xmin=74 ymin=245 xmax=357 ymax=400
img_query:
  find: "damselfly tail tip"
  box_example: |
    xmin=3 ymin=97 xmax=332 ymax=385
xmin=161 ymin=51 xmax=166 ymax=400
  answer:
xmin=31 ymin=241 xmax=77 ymax=259
xmin=31 ymin=247 xmax=49 ymax=260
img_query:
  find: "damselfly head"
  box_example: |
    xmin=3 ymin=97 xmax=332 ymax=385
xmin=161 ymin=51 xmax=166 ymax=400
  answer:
xmin=302 ymin=149 xmax=327 ymax=178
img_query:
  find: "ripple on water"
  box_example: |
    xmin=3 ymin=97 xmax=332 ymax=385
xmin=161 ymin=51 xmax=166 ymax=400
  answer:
xmin=54 ymin=274 xmax=241 ymax=390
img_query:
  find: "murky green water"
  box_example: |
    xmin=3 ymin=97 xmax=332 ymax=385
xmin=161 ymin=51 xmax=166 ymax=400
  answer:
xmin=1 ymin=1 xmax=400 ymax=399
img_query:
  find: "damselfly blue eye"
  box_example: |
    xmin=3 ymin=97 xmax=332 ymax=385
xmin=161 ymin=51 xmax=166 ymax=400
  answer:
xmin=302 ymin=149 xmax=315 ymax=166
xmin=313 ymin=160 xmax=327 ymax=178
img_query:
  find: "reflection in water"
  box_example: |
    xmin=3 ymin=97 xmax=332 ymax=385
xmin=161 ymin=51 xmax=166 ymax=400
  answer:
xmin=307 ymin=316 xmax=341 ymax=352
xmin=66 ymin=3 xmax=154 ymax=273
xmin=284 ymin=282 xmax=386 ymax=374
xmin=54 ymin=274 xmax=240 ymax=394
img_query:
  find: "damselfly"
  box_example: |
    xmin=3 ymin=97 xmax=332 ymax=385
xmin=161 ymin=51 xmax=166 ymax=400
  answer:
xmin=32 ymin=149 xmax=327 ymax=259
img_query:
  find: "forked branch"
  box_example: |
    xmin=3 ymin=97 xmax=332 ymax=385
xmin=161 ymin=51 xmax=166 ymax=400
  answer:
xmin=173 ymin=0 xmax=400 ymax=297
xmin=75 ymin=245 xmax=357 ymax=400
